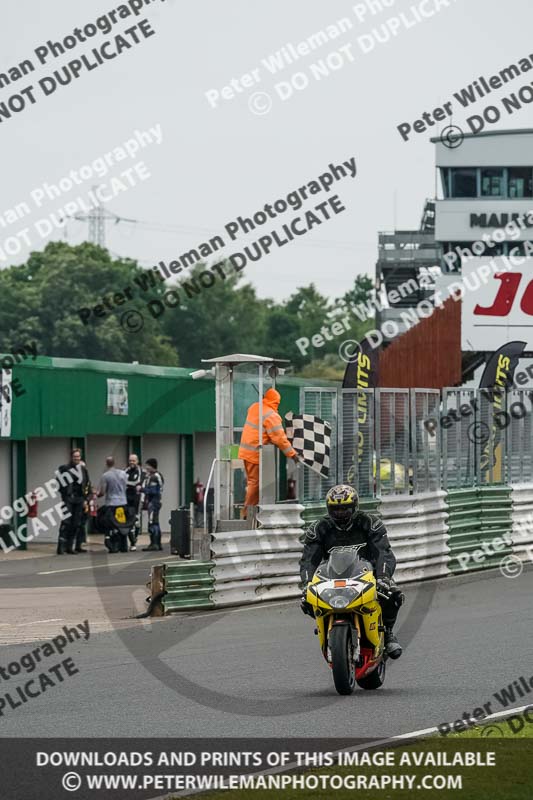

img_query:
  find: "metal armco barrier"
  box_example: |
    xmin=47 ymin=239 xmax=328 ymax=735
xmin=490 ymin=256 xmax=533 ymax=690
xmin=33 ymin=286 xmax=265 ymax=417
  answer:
xmin=378 ymin=491 xmax=450 ymax=584
xmin=161 ymin=561 xmax=215 ymax=613
xmin=510 ymin=483 xmax=533 ymax=563
xmin=210 ymin=503 xmax=305 ymax=608
xmin=446 ymin=488 xmax=480 ymax=573
xmin=150 ymin=485 xmax=528 ymax=613
xmin=446 ymin=486 xmax=513 ymax=574
xmin=301 ymin=497 xmax=380 ymax=527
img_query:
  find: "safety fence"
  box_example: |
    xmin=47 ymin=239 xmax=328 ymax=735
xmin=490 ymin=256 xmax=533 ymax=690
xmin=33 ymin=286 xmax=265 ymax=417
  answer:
xmin=153 ymin=485 xmax=531 ymax=614
xmin=161 ymin=561 xmax=215 ymax=613
xmin=378 ymin=492 xmax=449 ymax=584
xmin=300 ymin=386 xmax=533 ymax=502
xmin=209 ymin=504 xmax=303 ymax=608
xmin=446 ymin=487 xmax=513 ymax=574
xmin=510 ymin=483 xmax=533 ymax=563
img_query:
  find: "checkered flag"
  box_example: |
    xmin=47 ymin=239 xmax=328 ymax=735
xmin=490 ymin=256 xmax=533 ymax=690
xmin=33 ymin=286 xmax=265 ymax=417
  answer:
xmin=285 ymin=412 xmax=331 ymax=478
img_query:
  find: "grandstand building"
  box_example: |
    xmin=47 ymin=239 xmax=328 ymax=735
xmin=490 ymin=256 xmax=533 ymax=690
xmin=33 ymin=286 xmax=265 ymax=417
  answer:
xmin=376 ymin=128 xmax=533 ymax=387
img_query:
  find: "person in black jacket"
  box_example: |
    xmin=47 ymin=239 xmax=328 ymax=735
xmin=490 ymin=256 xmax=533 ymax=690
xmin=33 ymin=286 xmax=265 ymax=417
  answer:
xmin=125 ymin=454 xmax=145 ymax=551
xmin=56 ymin=449 xmax=91 ymax=555
xmin=141 ymin=458 xmax=164 ymax=552
xmin=299 ymin=484 xmax=404 ymax=659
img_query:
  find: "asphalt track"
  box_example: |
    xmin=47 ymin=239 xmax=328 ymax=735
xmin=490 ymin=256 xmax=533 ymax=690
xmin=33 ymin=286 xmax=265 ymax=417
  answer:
xmin=1 ymin=561 xmax=533 ymax=739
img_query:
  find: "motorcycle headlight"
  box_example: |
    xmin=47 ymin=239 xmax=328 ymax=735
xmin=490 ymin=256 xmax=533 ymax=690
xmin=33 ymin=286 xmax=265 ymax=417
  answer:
xmin=318 ymin=586 xmax=358 ymax=609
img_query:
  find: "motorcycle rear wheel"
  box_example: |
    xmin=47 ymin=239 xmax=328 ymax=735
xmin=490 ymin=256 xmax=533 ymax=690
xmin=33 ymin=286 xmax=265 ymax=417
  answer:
xmin=329 ymin=624 xmax=356 ymax=695
xmin=356 ymin=659 xmax=386 ymax=690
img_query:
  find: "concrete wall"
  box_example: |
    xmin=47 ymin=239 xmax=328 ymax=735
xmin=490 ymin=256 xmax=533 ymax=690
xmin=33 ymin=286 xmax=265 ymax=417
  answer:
xmin=0 ymin=441 xmax=11 ymax=511
xmin=26 ymin=438 xmax=71 ymax=543
xmin=143 ymin=434 xmax=180 ymax=533
xmin=85 ymin=436 xmax=128 ymax=492
xmin=193 ymin=432 xmax=216 ymax=486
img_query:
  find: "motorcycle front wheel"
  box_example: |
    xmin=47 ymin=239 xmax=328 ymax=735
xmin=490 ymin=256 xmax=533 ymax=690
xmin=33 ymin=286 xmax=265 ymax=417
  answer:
xmin=329 ymin=624 xmax=356 ymax=695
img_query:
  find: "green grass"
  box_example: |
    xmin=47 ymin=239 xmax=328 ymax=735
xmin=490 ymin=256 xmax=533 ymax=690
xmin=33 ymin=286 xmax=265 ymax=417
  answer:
xmin=446 ymin=716 xmax=533 ymax=739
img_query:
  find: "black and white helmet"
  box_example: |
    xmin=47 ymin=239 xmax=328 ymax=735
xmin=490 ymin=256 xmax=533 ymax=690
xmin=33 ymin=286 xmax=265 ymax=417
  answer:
xmin=325 ymin=484 xmax=359 ymax=529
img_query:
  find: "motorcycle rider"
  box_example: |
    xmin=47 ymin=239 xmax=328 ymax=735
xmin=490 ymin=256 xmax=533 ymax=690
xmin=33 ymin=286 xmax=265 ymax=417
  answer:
xmin=299 ymin=484 xmax=404 ymax=659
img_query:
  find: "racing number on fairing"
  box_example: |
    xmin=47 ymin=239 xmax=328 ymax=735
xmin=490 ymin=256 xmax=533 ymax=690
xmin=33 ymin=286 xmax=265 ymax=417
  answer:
xmin=474 ymin=272 xmax=533 ymax=316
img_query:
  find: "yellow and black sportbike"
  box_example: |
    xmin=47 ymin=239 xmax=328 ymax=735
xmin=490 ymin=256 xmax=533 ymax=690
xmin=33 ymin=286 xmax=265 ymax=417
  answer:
xmin=305 ymin=544 xmax=389 ymax=695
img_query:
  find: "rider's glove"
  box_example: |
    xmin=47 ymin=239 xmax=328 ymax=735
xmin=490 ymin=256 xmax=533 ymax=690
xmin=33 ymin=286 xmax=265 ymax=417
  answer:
xmin=376 ymin=576 xmax=392 ymax=595
xmin=300 ymin=586 xmax=314 ymax=617
xmin=377 ymin=576 xmax=405 ymax=606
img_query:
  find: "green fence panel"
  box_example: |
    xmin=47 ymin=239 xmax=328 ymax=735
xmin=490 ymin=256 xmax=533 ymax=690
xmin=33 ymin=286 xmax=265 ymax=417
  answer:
xmin=162 ymin=561 xmax=215 ymax=613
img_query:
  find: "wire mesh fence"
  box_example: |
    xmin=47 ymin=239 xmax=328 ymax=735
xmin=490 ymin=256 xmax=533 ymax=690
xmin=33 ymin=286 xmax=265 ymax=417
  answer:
xmin=507 ymin=389 xmax=533 ymax=484
xmin=340 ymin=388 xmax=374 ymax=497
xmin=411 ymin=389 xmax=441 ymax=493
xmin=299 ymin=388 xmax=338 ymax=503
xmin=299 ymin=386 xmax=533 ymax=501
xmin=441 ymin=388 xmax=476 ymax=490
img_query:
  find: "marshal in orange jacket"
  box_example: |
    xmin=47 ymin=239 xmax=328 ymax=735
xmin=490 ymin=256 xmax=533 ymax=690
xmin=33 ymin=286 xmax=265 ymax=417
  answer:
xmin=238 ymin=388 xmax=297 ymax=464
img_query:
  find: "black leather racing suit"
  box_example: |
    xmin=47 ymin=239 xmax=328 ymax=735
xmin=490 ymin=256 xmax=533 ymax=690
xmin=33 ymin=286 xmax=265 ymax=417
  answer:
xmin=299 ymin=511 xmax=402 ymax=628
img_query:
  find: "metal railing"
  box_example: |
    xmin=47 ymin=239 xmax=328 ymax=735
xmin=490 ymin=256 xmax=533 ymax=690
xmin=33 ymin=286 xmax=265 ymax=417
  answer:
xmin=300 ymin=387 xmax=533 ymax=501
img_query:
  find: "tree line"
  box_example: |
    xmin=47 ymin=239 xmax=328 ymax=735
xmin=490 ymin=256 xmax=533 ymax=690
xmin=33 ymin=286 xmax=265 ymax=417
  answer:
xmin=1 ymin=241 xmax=374 ymax=377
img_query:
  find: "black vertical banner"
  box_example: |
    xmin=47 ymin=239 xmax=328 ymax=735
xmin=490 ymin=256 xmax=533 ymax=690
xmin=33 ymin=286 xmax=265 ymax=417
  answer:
xmin=479 ymin=341 xmax=526 ymax=389
xmin=342 ymin=340 xmax=379 ymax=390
xmin=478 ymin=341 xmax=526 ymax=479
xmin=342 ymin=342 xmax=378 ymax=495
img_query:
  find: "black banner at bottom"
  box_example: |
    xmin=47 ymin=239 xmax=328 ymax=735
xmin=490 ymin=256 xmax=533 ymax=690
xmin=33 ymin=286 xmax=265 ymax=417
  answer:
xmin=0 ymin=737 xmax=531 ymax=800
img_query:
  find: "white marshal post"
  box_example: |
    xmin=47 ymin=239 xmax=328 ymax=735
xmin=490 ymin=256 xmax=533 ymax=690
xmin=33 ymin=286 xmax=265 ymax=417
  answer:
xmin=201 ymin=354 xmax=290 ymax=530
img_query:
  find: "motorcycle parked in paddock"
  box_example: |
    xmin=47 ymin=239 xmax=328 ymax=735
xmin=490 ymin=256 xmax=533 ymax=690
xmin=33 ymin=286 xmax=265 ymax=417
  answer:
xmin=94 ymin=505 xmax=135 ymax=553
xmin=305 ymin=544 xmax=391 ymax=695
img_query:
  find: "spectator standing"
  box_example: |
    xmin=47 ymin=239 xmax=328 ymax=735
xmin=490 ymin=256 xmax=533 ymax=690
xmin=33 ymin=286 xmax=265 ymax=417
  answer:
xmin=57 ymin=449 xmax=91 ymax=555
xmin=98 ymin=456 xmax=128 ymax=553
xmin=76 ymin=459 xmax=93 ymax=553
xmin=125 ymin=454 xmax=145 ymax=551
xmin=141 ymin=458 xmax=164 ymax=552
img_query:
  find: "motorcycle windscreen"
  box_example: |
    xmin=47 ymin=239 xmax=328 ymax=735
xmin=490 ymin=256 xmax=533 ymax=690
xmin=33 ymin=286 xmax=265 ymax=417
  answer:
xmin=319 ymin=547 xmax=372 ymax=579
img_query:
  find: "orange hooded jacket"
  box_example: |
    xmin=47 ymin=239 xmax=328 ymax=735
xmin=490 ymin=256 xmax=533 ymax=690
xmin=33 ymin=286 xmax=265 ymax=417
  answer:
xmin=238 ymin=388 xmax=297 ymax=464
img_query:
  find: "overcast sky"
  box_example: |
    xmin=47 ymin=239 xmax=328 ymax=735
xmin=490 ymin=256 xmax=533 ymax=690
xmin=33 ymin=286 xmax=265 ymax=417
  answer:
xmin=1 ymin=0 xmax=531 ymax=302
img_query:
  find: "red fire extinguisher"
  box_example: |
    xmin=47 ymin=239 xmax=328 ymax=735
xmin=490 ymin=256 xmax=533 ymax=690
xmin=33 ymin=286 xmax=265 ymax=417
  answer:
xmin=89 ymin=493 xmax=97 ymax=517
xmin=27 ymin=493 xmax=38 ymax=518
